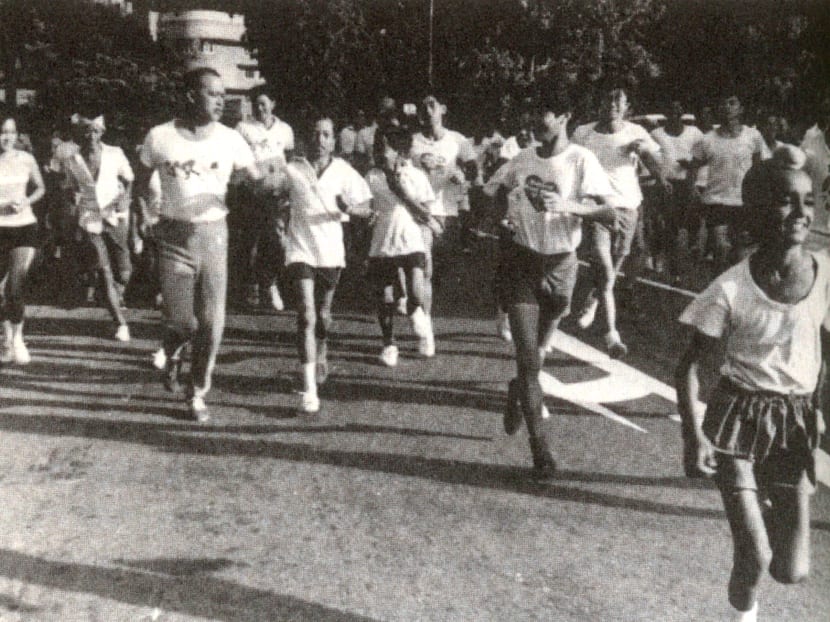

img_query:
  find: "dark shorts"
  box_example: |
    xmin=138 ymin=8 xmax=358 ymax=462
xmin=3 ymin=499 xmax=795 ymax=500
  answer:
xmin=286 ymin=262 xmax=341 ymax=291
xmin=366 ymin=253 xmax=426 ymax=287
xmin=499 ymin=241 xmax=577 ymax=316
xmin=0 ymin=223 xmax=39 ymax=252
xmin=705 ymin=378 xmax=820 ymax=494
xmin=591 ymin=206 xmax=641 ymax=259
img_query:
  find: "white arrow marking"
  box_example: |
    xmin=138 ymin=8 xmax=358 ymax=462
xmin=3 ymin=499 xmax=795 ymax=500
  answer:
xmin=540 ymin=330 xmax=830 ymax=488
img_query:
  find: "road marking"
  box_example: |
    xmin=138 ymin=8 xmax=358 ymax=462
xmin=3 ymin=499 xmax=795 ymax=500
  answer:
xmin=542 ymin=330 xmax=830 ymax=488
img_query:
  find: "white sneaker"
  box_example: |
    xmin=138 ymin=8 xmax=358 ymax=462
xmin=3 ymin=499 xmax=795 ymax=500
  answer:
xmin=152 ymin=347 xmax=167 ymax=370
xmin=115 ymin=324 xmax=130 ymax=342
xmin=299 ymin=391 xmax=320 ymax=414
xmin=379 ymin=344 xmax=399 ymax=367
xmin=190 ymin=396 xmax=210 ymax=423
xmin=410 ymin=307 xmax=430 ymax=339
xmin=268 ymin=284 xmax=284 ymax=311
xmin=496 ymin=312 xmax=512 ymax=342
xmin=576 ymin=298 xmax=599 ymax=330
xmin=418 ymin=315 xmax=435 ymax=358
xmin=11 ymin=339 xmax=30 ymax=365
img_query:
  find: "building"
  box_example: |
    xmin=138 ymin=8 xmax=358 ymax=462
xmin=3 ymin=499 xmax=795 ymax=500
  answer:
xmin=149 ymin=9 xmax=265 ymax=122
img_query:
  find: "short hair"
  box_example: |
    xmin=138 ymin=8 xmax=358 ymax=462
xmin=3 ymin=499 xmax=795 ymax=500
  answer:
xmin=742 ymin=146 xmax=808 ymax=211
xmin=374 ymin=123 xmax=413 ymax=156
xmin=250 ymin=84 xmax=277 ymax=103
xmin=183 ymin=67 xmax=221 ymax=93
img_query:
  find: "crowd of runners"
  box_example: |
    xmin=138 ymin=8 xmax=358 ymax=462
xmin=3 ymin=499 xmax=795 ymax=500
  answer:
xmin=1 ymin=67 xmax=829 ymax=620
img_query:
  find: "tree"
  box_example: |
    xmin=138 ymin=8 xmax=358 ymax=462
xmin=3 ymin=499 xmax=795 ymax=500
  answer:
xmin=0 ymin=0 xmax=184 ymax=148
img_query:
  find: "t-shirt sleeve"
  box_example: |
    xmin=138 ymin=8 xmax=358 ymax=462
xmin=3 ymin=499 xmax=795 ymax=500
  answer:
xmin=578 ymin=150 xmax=615 ymax=199
xmin=139 ymin=130 xmax=157 ymax=169
xmin=285 ymin=125 xmax=295 ymax=152
xmin=633 ymin=124 xmax=660 ymax=155
xmin=115 ymin=148 xmax=135 ymax=182
xmin=230 ymin=131 xmax=256 ymax=171
xmin=678 ymin=281 xmax=731 ymax=338
xmin=340 ymin=162 xmax=373 ymax=206
xmin=482 ymin=159 xmax=514 ymax=197
xmin=457 ymin=134 xmax=476 ymax=162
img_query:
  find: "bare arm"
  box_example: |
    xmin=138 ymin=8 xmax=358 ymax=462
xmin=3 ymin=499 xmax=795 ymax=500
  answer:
xmin=25 ymin=159 xmax=46 ymax=207
xmin=675 ymin=330 xmax=720 ymax=478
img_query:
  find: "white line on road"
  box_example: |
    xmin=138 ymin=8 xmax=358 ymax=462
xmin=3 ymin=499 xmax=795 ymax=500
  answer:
xmin=542 ymin=330 xmax=830 ymax=488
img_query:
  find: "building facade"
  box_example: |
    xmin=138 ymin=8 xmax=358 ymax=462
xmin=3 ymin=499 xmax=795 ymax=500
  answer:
xmin=149 ymin=9 xmax=265 ymax=122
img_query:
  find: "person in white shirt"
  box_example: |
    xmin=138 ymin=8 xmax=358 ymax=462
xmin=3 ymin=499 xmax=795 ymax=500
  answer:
xmin=650 ymin=101 xmax=705 ymax=280
xmin=233 ymin=85 xmax=294 ymax=312
xmin=64 ymin=112 xmax=134 ymax=341
xmin=571 ymin=88 xmax=669 ymax=358
xmin=484 ymin=101 xmax=616 ymax=478
xmin=410 ymin=94 xmax=477 ymax=324
xmin=676 ymin=153 xmax=825 ymax=622
xmin=354 ymin=96 xmax=396 ymax=172
xmin=0 ymin=113 xmax=45 ymax=365
xmin=800 ymin=103 xmax=830 ymax=221
xmin=138 ymin=68 xmax=263 ymax=422
xmin=365 ymin=124 xmax=436 ymax=367
xmin=278 ymin=116 xmax=372 ymax=414
xmin=688 ymin=94 xmax=768 ymax=277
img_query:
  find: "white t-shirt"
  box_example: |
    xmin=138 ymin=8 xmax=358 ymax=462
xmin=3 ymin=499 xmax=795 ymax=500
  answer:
xmin=483 ymin=144 xmax=614 ymax=255
xmin=410 ymin=129 xmax=476 ymax=217
xmin=283 ymin=157 xmax=372 ymax=268
xmin=679 ymin=252 xmax=830 ymax=394
xmin=0 ymin=150 xmax=38 ymax=227
xmin=366 ymin=163 xmax=435 ymax=257
xmin=691 ymin=126 xmax=768 ymax=206
xmin=65 ymin=144 xmax=134 ymax=232
xmin=235 ymin=117 xmax=294 ymax=164
xmin=140 ymin=121 xmax=255 ymax=223
xmin=572 ymin=121 xmax=659 ymax=209
xmin=651 ymin=125 xmax=704 ymax=181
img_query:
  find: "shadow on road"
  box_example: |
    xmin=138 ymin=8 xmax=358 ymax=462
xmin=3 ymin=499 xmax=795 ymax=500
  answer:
xmin=0 ymin=409 xmax=730 ymax=521
xmin=0 ymin=549 xmax=378 ymax=622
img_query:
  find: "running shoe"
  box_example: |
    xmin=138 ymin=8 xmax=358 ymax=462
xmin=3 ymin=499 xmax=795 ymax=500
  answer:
xmin=529 ymin=436 xmax=557 ymax=479
xmin=298 ymin=391 xmax=320 ymax=414
xmin=496 ymin=312 xmax=512 ymax=342
xmin=379 ymin=344 xmax=399 ymax=367
xmin=268 ymin=284 xmax=285 ymax=311
xmin=605 ymin=330 xmax=628 ymax=360
xmin=152 ymin=347 xmax=167 ymax=370
xmin=409 ymin=306 xmax=430 ymax=339
xmin=396 ymin=296 xmax=408 ymax=316
xmin=114 ymin=324 xmax=130 ymax=342
xmin=503 ymin=378 xmax=522 ymax=435
xmin=190 ymin=396 xmax=210 ymax=423
xmin=11 ymin=339 xmax=30 ymax=365
xmin=164 ymin=357 xmax=183 ymax=393
xmin=576 ymin=298 xmax=599 ymax=330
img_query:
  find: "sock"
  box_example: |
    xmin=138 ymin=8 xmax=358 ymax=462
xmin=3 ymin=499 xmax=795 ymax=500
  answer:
xmin=302 ymin=362 xmax=316 ymax=395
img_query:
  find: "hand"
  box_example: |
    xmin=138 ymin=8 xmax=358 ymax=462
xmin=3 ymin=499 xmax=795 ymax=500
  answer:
xmin=419 ymin=153 xmax=438 ymax=171
xmin=449 ymin=170 xmax=465 ymax=185
xmin=9 ymin=198 xmax=29 ymax=214
xmin=682 ymin=434 xmax=717 ymax=479
xmin=540 ymin=189 xmax=567 ymax=213
xmin=626 ymin=138 xmax=647 ymax=155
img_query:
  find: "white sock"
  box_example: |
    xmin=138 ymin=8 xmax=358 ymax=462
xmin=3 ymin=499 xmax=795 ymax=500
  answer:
xmin=11 ymin=322 xmax=24 ymax=344
xmin=302 ymin=362 xmax=316 ymax=395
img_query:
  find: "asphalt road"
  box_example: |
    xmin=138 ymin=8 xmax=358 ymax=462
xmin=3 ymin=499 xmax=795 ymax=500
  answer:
xmin=0 ymin=238 xmax=828 ymax=621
